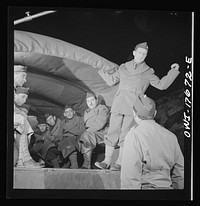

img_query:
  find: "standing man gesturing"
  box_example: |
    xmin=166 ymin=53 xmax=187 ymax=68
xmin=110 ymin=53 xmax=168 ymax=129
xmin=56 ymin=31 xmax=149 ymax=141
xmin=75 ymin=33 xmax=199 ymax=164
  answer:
xmin=95 ymin=42 xmax=180 ymax=170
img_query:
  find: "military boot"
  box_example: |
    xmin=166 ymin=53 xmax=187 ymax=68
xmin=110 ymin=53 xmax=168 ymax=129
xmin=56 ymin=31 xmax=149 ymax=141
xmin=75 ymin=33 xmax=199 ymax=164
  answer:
xmin=81 ymin=150 xmax=92 ymax=169
xmin=94 ymin=145 xmax=114 ymax=170
xmin=69 ymin=151 xmax=79 ymax=169
xmin=51 ymin=156 xmax=60 ymax=168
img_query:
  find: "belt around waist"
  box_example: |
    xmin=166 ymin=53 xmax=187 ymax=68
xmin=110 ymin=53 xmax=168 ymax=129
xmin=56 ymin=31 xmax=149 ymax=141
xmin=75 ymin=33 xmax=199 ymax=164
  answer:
xmin=118 ymin=89 xmax=144 ymax=94
xmin=143 ymin=168 xmax=171 ymax=176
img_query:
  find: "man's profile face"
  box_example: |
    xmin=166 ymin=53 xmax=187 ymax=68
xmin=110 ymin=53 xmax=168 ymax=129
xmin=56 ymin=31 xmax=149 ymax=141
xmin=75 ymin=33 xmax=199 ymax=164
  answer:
xmin=15 ymin=93 xmax=28 ymax=106
xmin=14 ymin=72 xmax=27 ymax=87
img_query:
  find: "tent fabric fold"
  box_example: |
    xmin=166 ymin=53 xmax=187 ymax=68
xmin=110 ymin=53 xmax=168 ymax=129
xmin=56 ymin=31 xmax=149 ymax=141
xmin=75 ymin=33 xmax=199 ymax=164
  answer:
xmin=14 ymin=30 xmax=118 ymax=71
xmin=14 ymin=30 xmax=119 ymax=117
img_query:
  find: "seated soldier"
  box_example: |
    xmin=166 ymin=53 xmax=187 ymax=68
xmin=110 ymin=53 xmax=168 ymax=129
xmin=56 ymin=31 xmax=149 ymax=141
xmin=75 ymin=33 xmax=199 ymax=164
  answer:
xmin=78 ymin=92 xmax=110 ymax=169
xmin=54 ymin=105 xmax=86 ymax=169
xmin=29 ymin=117 xmax=63 ymax=168
xmin=44 ymin=113 xmax=62 ymax=143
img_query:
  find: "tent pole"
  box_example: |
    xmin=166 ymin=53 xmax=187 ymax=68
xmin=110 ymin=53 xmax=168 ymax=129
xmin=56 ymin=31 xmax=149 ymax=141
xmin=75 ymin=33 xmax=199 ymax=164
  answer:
xmin=14 ymin=11 xmax=57 ymax=25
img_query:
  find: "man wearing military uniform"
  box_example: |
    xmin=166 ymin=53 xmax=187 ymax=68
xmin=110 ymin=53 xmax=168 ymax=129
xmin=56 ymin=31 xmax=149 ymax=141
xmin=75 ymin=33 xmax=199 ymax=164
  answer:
xmin=35 ymin=113 xmax=64 ymax=167
xmin=55 ymin=105 xmax=86 ymax=169
xmin=95 ymin=42 xmax=180 ymax=170
xmin=14 ymin=86 xmax=43 ymax=168
xmin=14 ymin=65 xmax=27 ymax=89
xmin=78 ymin=92 xmax=110 ymax=169
xmin=44 ymin=113 xmax=62 ymax=140
xmin=29 ymin=117 xmax=62 ymax=168
xmin=120 ymin=94 xmax=184 ymax=189
xmin=14 ymin=64 xmax=44 ymax=168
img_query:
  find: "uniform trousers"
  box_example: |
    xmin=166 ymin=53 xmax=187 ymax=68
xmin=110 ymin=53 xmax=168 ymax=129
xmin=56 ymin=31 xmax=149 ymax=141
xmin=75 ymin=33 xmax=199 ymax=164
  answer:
xmin=16 ymin=133 xmax=33 ymax=164
xmin=79 ymin=130 xmax=105 ymax=151
xmin=104 ymin=112 xmax=136 ymax=147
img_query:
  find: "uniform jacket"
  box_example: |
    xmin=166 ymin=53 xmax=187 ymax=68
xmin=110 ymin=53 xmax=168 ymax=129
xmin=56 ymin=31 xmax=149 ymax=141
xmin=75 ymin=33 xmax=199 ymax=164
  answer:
xmin=77 ymin=104 xmax=110 ymax=150
xmin=31 ymin=129 xmax=57 ymax=160
xmin=14 ymin=104 xmax=33 ymax=141
xmin=98 ymin=60 xmax=180 ymax=115
xmin=46 ymin=118 xmax=62 ymax=142
xmin=57 ymin=115 xmax=86 ymax=158
xmin=120 ymin=119 xmax=184 ymax=189
xmin=61 ymin=115 xmax=85 ymax=138
xmin=84 ymin=104 xmax=110 ymax=132
xmin=31 ymin=118 xmax=62 ymax=160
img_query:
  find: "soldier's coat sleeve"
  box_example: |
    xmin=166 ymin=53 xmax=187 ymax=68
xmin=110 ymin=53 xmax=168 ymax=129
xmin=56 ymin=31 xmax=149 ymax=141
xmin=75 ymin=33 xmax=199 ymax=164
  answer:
xmin=14 ymin=113 xmax=25 ymax=134
xmin=98 ymin=68 xmax=120 ymax=86
xmin=46 ymin=119 xmax=63 ymax=142
xmin=76 ymin=117 xmax=86 ymax=135
xmin=171 ymin=138 xmax=184 ymax=189
xmin=44 ymin=130 xmax=55 ymax=142
xmin=87 ymin=105 xmax=110 ymax=132
xmin=63 ymin=116 xmax=86 ymax=136
xmin=150 ymin=68 xmax=180 ymax=90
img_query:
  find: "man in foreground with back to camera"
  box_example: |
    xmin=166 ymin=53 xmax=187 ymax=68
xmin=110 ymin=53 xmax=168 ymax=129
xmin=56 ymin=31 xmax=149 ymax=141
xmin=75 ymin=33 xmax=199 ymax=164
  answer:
xmin=120 ymin=94 xmax=184 ymax=189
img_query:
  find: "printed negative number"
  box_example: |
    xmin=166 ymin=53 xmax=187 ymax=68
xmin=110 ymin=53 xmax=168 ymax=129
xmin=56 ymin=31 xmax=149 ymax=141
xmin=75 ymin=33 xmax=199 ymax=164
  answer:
xmin=183 ymin=111 xmax=190 ymax=123
xmin=184 ymin=78 xmax=191 ymax=87
xmin=184 ymin=89 xmax=190 ymax=98
xmin=185 ymin=71 xmax=192 ymax=82
xmin=185 ymin=56 xmax=192 ymax=64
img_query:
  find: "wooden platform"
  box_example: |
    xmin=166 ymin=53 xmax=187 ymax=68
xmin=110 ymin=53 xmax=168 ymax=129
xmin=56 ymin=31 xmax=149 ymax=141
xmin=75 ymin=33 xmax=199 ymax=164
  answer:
xmin=13 ymin=144 xmax=120 ymax=190
xmin=13 ymin=167 xmax=120 ymax=189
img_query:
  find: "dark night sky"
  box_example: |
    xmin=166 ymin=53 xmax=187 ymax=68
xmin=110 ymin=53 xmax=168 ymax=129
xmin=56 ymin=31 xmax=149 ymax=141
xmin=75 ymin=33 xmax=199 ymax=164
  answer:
xmin=11 ymin=6 xmax=192 ymax=100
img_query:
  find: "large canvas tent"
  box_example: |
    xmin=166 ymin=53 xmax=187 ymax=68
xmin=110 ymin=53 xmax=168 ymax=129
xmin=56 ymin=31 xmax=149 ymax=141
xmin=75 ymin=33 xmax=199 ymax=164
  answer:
xmin=14 ymin=30 xmax=119 ymax=118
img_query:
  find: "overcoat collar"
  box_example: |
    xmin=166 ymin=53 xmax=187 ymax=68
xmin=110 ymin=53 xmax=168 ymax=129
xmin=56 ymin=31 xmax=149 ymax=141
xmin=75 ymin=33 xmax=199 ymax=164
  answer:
xmin=84 ymin=105 xmax=99 ymax=122
xmin=63 ymin=116 xmax=79 ymax=132
xmin=124 ymin=60 xmax=149 ymax=75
